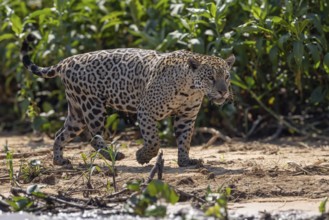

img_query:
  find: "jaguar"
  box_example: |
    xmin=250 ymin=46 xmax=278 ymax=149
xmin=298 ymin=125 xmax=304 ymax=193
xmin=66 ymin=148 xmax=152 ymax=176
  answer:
xmin=21 ymin=34 xmax=235 ymax=167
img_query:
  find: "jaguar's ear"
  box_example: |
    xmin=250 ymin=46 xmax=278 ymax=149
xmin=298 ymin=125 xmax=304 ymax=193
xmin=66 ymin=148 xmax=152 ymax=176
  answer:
xmin=188 ymin=57 xmax=200 ymax=71
xmin=225 ymin=54 xmax=235 ymax=69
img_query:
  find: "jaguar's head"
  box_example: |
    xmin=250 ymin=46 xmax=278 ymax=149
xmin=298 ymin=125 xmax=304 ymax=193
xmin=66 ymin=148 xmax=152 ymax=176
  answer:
xmin=189 ymin=54 xmax=235 ymax=105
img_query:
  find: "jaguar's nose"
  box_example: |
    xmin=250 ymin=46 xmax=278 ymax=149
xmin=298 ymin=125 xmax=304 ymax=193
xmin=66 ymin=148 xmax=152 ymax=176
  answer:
xmin=218 ymin=90 xmax=228 ymax=98
xmin=218 ymin=90 xmax=227 ymax=95
xmin=216 ymin=81 xmax=228 ymax=97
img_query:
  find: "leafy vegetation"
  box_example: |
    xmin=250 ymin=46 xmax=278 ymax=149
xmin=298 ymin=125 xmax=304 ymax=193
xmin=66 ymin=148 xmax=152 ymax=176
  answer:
xmin=125 ymin=179 xmax=179 ymax=217
xmin=4 ymin=142 xmax=14 ymax=185
xmin=80 ymin=140 xmax=120 ymax=192
xmin=20 ymin=159 xmax=43 ymax=183
xmin=0 ymin=0 xmax=328 ymax=138
xmin=205 ymin=186 xmax=230 ymax=219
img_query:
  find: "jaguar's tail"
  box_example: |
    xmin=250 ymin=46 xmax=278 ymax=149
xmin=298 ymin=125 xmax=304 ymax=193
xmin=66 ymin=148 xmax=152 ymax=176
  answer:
xmin=21 ymin=34 xmax=58 ymax=78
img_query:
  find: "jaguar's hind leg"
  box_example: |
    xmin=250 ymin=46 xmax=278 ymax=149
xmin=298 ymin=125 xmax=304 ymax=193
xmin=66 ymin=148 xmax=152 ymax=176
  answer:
xmin=53 ymin=101 xmax=86 ymax=165
xmin=82 ymin=99 xmax=125 ymax=161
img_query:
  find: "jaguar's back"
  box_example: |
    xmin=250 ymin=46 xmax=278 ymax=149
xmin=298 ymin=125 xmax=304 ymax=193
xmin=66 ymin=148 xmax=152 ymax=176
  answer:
xmin=56 ymin=48 xmax=162 ymax=113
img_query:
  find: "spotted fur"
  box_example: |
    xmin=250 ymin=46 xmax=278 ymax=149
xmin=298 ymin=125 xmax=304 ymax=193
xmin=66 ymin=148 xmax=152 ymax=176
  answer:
xmin=21 ymin=34 xmax=235 ymax=167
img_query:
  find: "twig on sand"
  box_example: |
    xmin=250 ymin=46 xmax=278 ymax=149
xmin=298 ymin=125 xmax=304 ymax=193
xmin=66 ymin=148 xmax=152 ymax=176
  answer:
xmin=106 ymin=188 xmax=130 ymax=199
xmin=146 ymin=150 xmax=164 ymax=184
xmin=11 ymin=187 xmax=100 ymax=209
xmin=0 ymin=149 xmax=51 ymax=160
xmin=265 ymin=124 xmax=283 ymax=141
xmin=175 ymin=188 xmax=206 ymax=203
xmin=195 ymin=127 xmax=231 ymax=147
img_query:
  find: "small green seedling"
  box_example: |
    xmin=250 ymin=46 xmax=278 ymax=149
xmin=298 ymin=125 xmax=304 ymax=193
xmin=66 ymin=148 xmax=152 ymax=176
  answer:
xmin=98 ymin=142 xmax=120 ymax=191
xmin=4 ymin=141 xmax=18 ymax=186
xmin=80 ymin=151 xmax=101 ymax=190
xmin=319 ymin=197 xmax=328 ymax=214
xmin=20 ymin=160 xmax=42 ymax=183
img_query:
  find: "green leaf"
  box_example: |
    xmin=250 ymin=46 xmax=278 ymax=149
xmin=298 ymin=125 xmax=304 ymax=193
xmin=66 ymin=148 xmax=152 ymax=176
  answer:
xmin=271 ymin=16 xmax=283 ymax=24
xmin=105 ymin=113 xmax=119 ymax=130
xmin=130 ymin=0 xmax=144 ymax=24
xmin=323 ymin=53 xmax=329 ymax=74
xmin=146 ymin=181 xmax=159 ymax=196
xmin=28 ymin=8 xmax=53 ymax=19
xmin=319 ymin=197 xmax=328 ymax=214
xmin=127 ymin=182 xmax=141 ymax=192
xmin=81 ymin=153 xmax=88 ymax=163
xmin=7 ymin=196 xmax=33 ymax=211
xmin=225 ymin=187 xmax=231 ymax=196
xmin=102 ymin=20 xmax=123 ymax=31
xmin=206 ymin=203 xmax=221 ymax=218
xmin=278 ymin=34 xmax=290 ymax=50
xmin=94 ymin=165 xmax=102 ymax=172
xmin=0 ymin=33 xmax=14 ymax=42
xmin=245 ymin=76 xmax=255 ymax=88
xmin=306 ymin=43 xmax=321 ymax=68
xmin=10 ymin=14 xmax=22 ymax=35
xmin=293 ymin=41 xmax=304 ymax=67
xmin=209 ymin=3 xmax=216 ymax=17
xmin=168 ymin=188 xmax=179 ymax=204
xmin=310 ymin=86 xmax=327 ymax=104
xmin=180 ymin=18 xmax=190 ymax=30
xmin=101 ymin=12 xmax=125 ymax=22
xmin=32 ymin=191 xmax=46 ymax=198
xmin=298 ymin=19 xmax=310 ymax=34
xmin=231 ymin=79 xmax=248 ymax=90
xmin=250 ymin=6 xmax=261 ymax=20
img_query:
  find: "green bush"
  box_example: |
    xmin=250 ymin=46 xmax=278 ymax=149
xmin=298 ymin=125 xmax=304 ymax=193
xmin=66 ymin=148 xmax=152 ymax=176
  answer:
xmin=0 ymin=0 xmax=328 ymax=138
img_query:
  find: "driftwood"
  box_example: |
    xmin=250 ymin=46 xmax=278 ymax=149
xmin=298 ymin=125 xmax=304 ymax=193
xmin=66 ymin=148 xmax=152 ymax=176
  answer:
xmin=195 ymin=127 xmax=231 ymax=147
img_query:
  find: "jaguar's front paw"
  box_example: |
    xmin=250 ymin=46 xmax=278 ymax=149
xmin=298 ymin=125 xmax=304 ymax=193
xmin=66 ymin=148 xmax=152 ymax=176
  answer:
xmin=178 ymin=158 xmax=203 ymax=167
xmin=53 ymin=157 xmax=72 ymax=166
xmin=136 ymin=147 xmax=157 ymax=165
xmin=115 ymin=152 xmax=125 ymax=161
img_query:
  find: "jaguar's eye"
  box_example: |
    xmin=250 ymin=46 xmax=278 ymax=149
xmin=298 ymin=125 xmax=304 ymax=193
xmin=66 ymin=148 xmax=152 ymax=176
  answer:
xmin=225 ymin=75 xmax=230 ymax=81
xmin=208 ymin=76 xmax=215 ymax=82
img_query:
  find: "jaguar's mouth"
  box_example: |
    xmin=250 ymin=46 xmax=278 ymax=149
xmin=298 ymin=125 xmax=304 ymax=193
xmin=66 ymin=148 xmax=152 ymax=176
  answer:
xmin=211 ymin=97 xmax=226 ymax=105
xmin=207 ymin=95 xmax=226 ymax=105
xmin=207 ymin=93 xmax=229 ymax=105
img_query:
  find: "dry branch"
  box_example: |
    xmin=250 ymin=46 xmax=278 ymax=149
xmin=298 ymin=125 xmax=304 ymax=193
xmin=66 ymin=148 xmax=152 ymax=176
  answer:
xmin=146 ymin=150 xmax=164 ymax=184
xmin=106 ymin=188 xmax=130 ymax=199
xmin=246 ymin=116 xmax=264 ymax=138
xmin=175 ymin=188 xmax=207 ymax=203
xmin=0 ymin=149 xmax=51 ymax=160
xmin=195 ymin=127 xmax=231 ymax=147
xmin=11 ymin=187 xmax=100 ymax=209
